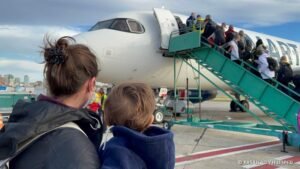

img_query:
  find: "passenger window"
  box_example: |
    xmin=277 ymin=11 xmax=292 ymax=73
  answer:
xmin=110 ymin=19 xmax=130 ymax=32
xmin=128 ymin=20 xmax=144 ymax=33
xmin=89 ymin=20 xmax=114 ymax=31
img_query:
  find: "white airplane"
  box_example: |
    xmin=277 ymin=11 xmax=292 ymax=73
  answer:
xmin=74 ymin=8 xmax=300 ymax=106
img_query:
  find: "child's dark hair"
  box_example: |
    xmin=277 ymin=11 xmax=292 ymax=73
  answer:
xmin=43 ymin=36 xmax=99 ymax=97
xmin=104 ymin=83 xmax=155 ymax=132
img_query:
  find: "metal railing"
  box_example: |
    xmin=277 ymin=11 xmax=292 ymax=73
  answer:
xmin=199 ymin=39 xmax=300 ymax=100
xmin=168 ymin=30 xmax=300 ymax=100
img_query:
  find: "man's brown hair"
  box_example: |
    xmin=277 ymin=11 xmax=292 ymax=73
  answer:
xmin=104 ymin=83 xmax=155 ymax=132
xmin=43 ymin=36 xmax=99 ymax=97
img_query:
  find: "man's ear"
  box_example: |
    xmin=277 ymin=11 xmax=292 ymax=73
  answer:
xmin=87 ymin=77 xmax=96 ymax=92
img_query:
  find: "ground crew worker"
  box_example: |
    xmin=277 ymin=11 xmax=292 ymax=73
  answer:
xmin=99 ymin=88 xmax=107 ymax=111
xmin=87 ymin=92 xmax=101 ymax=113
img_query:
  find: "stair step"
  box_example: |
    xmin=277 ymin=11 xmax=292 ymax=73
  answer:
xmin=190 ymin=47 xmax=299 ymax=133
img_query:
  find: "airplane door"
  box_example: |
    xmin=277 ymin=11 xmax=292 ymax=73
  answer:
xmin=153 ymin=8 xmax=179 ymax=49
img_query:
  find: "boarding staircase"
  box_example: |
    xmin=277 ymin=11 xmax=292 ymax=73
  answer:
xmin=167 ymin=31 xmax=300 ymax=147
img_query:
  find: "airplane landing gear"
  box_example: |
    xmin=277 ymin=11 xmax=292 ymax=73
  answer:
xmin=229 ymin=92 xmax=249 ymax=112
xmin=240 ymin=100 xmax=250 ymax=112
xmin=230 ymin=100 xmax=249 ymax=112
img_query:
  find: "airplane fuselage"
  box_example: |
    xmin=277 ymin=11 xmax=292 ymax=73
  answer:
xmin=74 ymin=10 xmax=300 ymax=90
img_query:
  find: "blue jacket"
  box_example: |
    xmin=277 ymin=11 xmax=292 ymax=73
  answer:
xmin=99 ymin=126 xmax=175 ymax=169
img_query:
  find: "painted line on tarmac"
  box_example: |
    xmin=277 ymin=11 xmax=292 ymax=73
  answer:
xmin=175 ymin=140 xmax=281 ymax=166
xmin=242 ymin=155 xmax=300 ymax=169
xmin=249 ymin=164 xmax=278 ymax=169
xmin=282 ymin=156 xmax=300 ymax=164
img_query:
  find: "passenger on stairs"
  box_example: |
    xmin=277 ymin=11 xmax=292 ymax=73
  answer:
xmin=224 ymin=33 xmax=240 ymax=64
xmin=277 ymin=56 xmax=293 ymax=94
xmin=195 ymin=14 xmax=204 ymax=32
xmin=238 ymin=30 xmax=246 ymax=59
xmin=208 ymin=25 xmax=226 ymax=50
xmin=241 ymin=34 xmax=253 ymax=62
xmin=256 ymin=45 xmax=275 ymax=84
xmin=225 ymin=25 xmax=235 ymax=43
xmin=202 ymin=15 xmax=216 ymax=43
xmin=242 ymin=35 xmax=255 ymax=72
xmin=249 ymin=39 xmax=265 ymax=76
xmin=252 ymin=39 xmax=264 ymax=60
xmin=221 ymin=22 xmax=227 ymax=32
xmin=186 ymin=12 xmax=196 ymax=32
xmin=176 ymin=17 xmax=187 ymax=35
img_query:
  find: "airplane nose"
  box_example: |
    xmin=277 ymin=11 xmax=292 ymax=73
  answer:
xmin=73 ymin=34 xmax=88 ymax=46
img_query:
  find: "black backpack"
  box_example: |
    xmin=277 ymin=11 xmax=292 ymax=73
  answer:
xmin=267 ymin=57 xmax=278 ymax=71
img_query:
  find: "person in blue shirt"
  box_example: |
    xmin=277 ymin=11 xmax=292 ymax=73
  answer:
xmin=186 ymin=12 xmax=196 ymax=32
xmin=99 ymin=82 xmax=175 ymax=169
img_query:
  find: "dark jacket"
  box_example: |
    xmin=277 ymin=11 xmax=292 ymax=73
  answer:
xmin=202 ymin=21 xmax=216 ymax=38
xmin=292 ymin=75 xmax=300 ymax=101
xmin=99 ymin=126 xmax=175 ymax=169
xmin=225 ymin=28 xmax=235 ymax=43
xmin=214 ymin=27 xmax=225 ymax=46
xmin=186 ymin=15 xmax=196 ymax=31
xmin=277 ymin=62 xmax=293 ymax=85
xmin=0 ymin=95 xmax=103 ymax=169
xmin=292 ymin=86 xmax=300 ymax=102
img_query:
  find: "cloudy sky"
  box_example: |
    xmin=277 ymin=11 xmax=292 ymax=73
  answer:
xmin=0 ymin=0 xmax=299 ymax=82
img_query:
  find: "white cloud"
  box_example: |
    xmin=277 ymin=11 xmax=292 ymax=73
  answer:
xmin=0 ymin=0 xmax=299 ymax=82
xmin=89 ymin=0 xmax=300 ymax=27
xmin=0 ymin=0 xmax=299 ymax=27
xmin=149 ymin=0 xmax=300 ymax=27
xmin=0 ymin=59 xmax=44 ymax=82
xmin=0 ymin=25 xmax=80 ymax=38
xmin=0 ymin=25 xmax=80 ymax=60
xmin=0 ymin=25 xmax=80 ymax=81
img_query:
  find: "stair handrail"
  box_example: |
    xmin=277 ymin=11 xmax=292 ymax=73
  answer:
xmin=168 ymin=29 xmax=300 ymax=100
xmin=199 ymin=40 xmax=300 ymax=100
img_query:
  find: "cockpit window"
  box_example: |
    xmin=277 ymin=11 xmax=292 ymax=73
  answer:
xmin=110 ymin=19 xmax=130 ymax=32
xmin=128 ymin=19 xmax=144 ymax=33
xmin=89 ymin=20 xmax=114 ymax=31
xmin=89 ymin=18 xmax=145 ymax=34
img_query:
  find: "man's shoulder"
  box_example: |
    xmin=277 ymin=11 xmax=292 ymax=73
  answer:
xmin=39 ymin=127 xmax=95 ymax=153
xmin=11 ymin=128 xmax=99 ymax=169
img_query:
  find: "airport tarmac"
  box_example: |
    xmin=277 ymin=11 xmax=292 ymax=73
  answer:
xmin=1 ymin=100 xmax=299 ymax=168
xmin=164 ymin=100 xmax=300 ymax=169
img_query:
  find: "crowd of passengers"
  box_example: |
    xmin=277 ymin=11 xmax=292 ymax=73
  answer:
xmin=178 ymin=12 xmax=300 ymax=101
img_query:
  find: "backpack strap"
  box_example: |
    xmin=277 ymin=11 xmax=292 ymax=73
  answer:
xmin=58 ymin=122 xmax=87 ymax=136
xmin=0 ymin=122 xmax=86 ymax=169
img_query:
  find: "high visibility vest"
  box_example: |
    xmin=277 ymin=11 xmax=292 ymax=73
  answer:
xmin=94 ymin=93 xmax=101 ymax=103
xmin=196 ymin=18 xmax=205 ymax=33
xmin=101 ymin=94 xmax=108 ymax=110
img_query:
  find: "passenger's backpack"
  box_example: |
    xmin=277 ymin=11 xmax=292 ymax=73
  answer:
xmin=280 ymin=64 xmax=293 ymax=82
xmin=267 ymin=57 xmax=278 ymax=71
xmin=0 ymin=122 xmax=86 ymax=169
